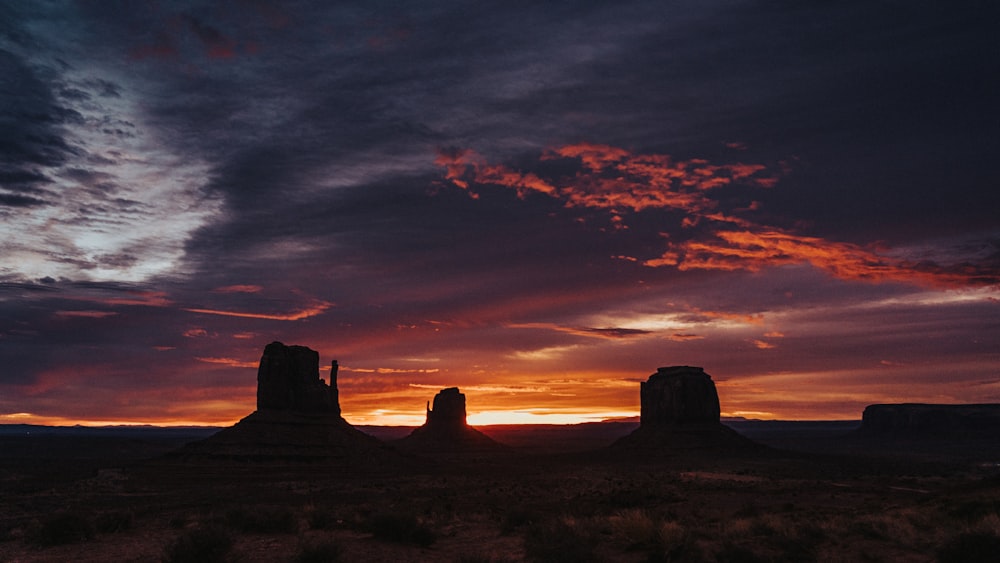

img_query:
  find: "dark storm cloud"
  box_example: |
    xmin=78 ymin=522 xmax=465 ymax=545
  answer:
xmin=0 ymin=48 xmax=80 ymax=199
xmin=0 ymin=192 xmax=48 ymax=208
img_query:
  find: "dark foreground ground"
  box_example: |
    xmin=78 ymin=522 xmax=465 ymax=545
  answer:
xmin=2 ymin=421 xmax=1000 ymax=562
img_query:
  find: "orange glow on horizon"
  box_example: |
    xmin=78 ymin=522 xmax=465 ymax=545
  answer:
xmin=0 ymin=403 xmax=871 ymax=428
xmin=8 ymin=350 xmax=993 ymax=428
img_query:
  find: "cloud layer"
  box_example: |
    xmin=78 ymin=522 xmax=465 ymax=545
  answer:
xmin=1 ymin=1 xmax=998 ymax=425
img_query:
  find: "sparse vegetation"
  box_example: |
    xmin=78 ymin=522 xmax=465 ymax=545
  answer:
xmin=366 ymin=512 xmax=436 ymax=547
xmin=95 ymin=509 xmax=134 ymax=533
xmin=523 ymin=516 xmax=601 ymax=563
xmin=458 ymin=555 xmax=518 ymax=563
xmin=26 ymin=511 xmax=94 ymax=546
xmin=4 ymin=423 xmax=1000 ymax=561
xmin=294 ymin=537 xmax=342 ymax=563
xmin=937 ymin=531 xmax=1000 ymax=563
xmin=162 ymin=525 xmax=232 ymax=563
xmin=305 ymin=505 xmax=337 ymax=530
xmin=499 ymin=507 xmax=536 ymax=535
xmin=225 ymin=505 xmax=298 ymax=534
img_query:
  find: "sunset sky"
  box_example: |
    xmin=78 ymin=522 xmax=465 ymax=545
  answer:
xmin=2 ymin=1 xmax=998 ymax=426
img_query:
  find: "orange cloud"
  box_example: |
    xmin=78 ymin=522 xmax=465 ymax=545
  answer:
xmin=436 ymin=143 xmax=996 ymax=289
xmin=657 ymin=229 xmax=991 ymax=288
xmin=667 ymin=333 xmax=704 ymax=341
xmin=184 ymin=299 xmax=333 ymax=321
xmin=54 ymin=310 xmax=119 ymax=318
xmin=437 ymin=143 xmax=778 ymax=215
xmin=97 ymin=291 xmax=172 ymax=307
xmin=195 ymin=357 xmax=258 ymax=368
xmin=213 ymin=284 xmax=263 ymax=293
xmin=546 ymin=142 xmax=631 ymax=171
xmin=344 ymin=366 xmax=441 ymax=374
xmin=684 ymin=307 xmax=765 ymax=326
xmin=507 ymin=322 xmax=653 ymax=339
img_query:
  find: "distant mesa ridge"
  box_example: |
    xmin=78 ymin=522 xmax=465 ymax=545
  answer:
xmin=860 ymin=403 xmax=1000 ymax=439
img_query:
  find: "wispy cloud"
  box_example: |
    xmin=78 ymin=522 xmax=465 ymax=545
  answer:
xmin=195 ymin=356 xmax=258 ymax=368
xmin=53 ymin=310 xmax=119 ymax=319
xmin=439 ymin=144 xmax=999 ymax=289
xmin=508 ymin=322 xmax=653 ymax=339
xmin=213 ymin=284 xmax=263 ymax=294
xmin=183 ymin=299 xmax=332 ymax=321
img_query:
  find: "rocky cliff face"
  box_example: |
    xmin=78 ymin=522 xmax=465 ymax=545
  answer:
xmin=256 ymin=341 xmax=339 ymax=415
xmin=640 ymin=366 xmax=721 ymax=426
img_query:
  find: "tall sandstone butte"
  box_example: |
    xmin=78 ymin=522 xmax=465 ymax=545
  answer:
xmin=425 ymin=387 xmax=468 ymax=431
xmin=396 ymin=387 xmax=504 ymax=453
xmin=256 ymin=341 xmax=340 ymax=415
xmin=173 ymin=341 xmax=399 ymax=466
xmin=613 ymin=365 xmax=756 ymax=453
xmin=640 ymin=366 xmax=721 ymax=426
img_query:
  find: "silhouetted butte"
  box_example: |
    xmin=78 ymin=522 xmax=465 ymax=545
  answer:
xmin=173 ymin=341 xmax=395 ymax=465
xmin=395 ymin=387 xmax=504 ymax=454
xmin=613 ymin=366 xmax=758 ymax=454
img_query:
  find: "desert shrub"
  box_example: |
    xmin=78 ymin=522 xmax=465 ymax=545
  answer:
xmin=27 ymin=511 xmax=94 ymax=546
xmin=500 ymin=507 xmax=536 ymax=535
xmin=609 ymin=509 xmax=659 ymax=549
xmin=936 ymin=531 xmax=1000 ymax=563
xmin=523 ymin=516 xmax=600 ymax=563
xmin=604 ymin=509 xmax=698 ymax=562
xmin=305 ymin=506 xmax=337 ymax=530
xmin=367 ymin=512 xmax=436 ymax=547
xmin=648 ymin=521 xmax=703 ymax=563
xmin=458 ymin=555 xmax=519 ymax=563
xmin=724 ymin=518 xmax=755 ymax=538
xmin=95 ymin=510 xmax=134 ymax=533
xmin=294 ymin=537 xmax=342 ymax=563
xmin=947 ymin=500 xmax=1000 ymax=522
xmin=162 ymin=525 xmax=233 ymax=563
xmin=716 ymin=542 xmax=767 ymax=563
xmin=734 ymin=502 xmax=761 ymax=518
xmin=225 ymin=506 xmax=297 ymax=534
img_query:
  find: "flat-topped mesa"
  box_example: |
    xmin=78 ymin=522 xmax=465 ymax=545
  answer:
xmin=256 ymin=341 xmax=340 ymax=415
xmin=426 ymin=387 xmax=468 ymax=431
xmin=640 ymin=366 xmax=720 ymax=426
xmin=860 ymin=403 xmax=1000 ymax=439
xmin=611 ymin=365 xmax=758 ymax=454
